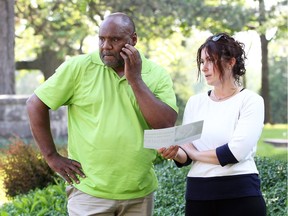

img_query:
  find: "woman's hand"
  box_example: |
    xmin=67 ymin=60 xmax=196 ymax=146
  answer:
xmin=158 ymin=145 xmax=179 ymax=160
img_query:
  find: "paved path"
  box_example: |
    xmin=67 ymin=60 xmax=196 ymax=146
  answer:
xmin=263 ymin=139 xmax=288 ymax=148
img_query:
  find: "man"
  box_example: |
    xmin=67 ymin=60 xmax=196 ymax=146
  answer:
xmin=26 ymin=12 xmax=178 ymax=215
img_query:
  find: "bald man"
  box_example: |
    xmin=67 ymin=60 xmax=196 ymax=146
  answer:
xmin=27 ymin=12 xmax=178 ymax=215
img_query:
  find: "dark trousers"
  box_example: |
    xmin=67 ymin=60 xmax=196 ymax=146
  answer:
xmin=185 ymin=196 xmax=266 ymax=216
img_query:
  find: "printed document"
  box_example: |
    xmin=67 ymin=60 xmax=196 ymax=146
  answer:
xmin=144 ymin=120 xmax=204 ymax=149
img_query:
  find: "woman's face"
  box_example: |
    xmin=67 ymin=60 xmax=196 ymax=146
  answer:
xmin=200 ymin=48 xmax=221 ymax=86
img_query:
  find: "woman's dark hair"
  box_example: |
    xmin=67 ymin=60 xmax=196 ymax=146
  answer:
xmin=196 ymin=32 xmax=247 ymax=84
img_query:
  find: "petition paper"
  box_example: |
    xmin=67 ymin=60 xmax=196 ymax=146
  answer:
xmin=144 ymin=120 xmax=204 ymax=149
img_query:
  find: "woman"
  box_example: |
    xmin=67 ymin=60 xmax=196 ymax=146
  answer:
xmin=158 ymin=33 xmax=266 ymax=216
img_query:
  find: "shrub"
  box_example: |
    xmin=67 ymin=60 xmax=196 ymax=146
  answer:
xmin=0 ymin=138 xmax=58 ymax=198
xmin=154 ymin=157 xmax=287 ymax=216
xmin=0 ymin=178 xmax=67 ymax=216
xmin=256 ymin=157 xmax=287 ymax=216
xmin=154 ymin=160 xmax=188 ymax=216
xmin=0 ymin=156 xmax=286 ymax=216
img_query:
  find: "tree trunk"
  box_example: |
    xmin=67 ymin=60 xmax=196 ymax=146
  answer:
xmin=16 ymin=49 xmax=63 ymax=80
xmin=258 ymin=0 xmax=271 ymax=123
xmin=260 ymin=34 xmax=271 ymax=123
xmin=0 ymin=0 xmax=15 ymax=94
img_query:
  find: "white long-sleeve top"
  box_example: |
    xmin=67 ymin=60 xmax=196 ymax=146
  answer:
xmin=183 ymin=88 xmax=264 ymax=178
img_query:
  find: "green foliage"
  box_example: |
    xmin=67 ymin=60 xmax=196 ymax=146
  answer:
xmin=14 ymin=0 xmax=258 ymax=58
xmin=269 ymin=56 xmax=287 ymax=123
xmin=154 ymin=157 xmax=287 ymax=216
xmin=15 ymin=0 xmax=92 ymax=57
xmin=256 ymin=157 xmax=287 ymax=215
xmin=1 ymin=157 xmax=286 ymax=216
xmin=0 ymin=139 xmax=57 ymax=198
xmin=248 ymin=0 xmax=288 ymax=39
xmin=154 ymin=160 xmax=188 ymax=216
xmin=0 ymin=179 xmax=67 ymax=216
xmin=11 ymin=0 xmax=288 ymax=123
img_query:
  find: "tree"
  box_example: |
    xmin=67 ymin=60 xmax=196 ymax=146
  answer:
xmin=12 ymin=0 xmax=257 ymax=122
xmin=269 ymin=55 xmax=287 ymax=123
xmin=15 ymin=0 xmax=92 ymax=79
xmin=251 ymin=0 xmax=287 ymax=123
xmin=12 ymin=0 xmax=287 ymax=124
xmin=15 ymin=0 xmax=253 ymax=78
xmin=187 ymin=0 xmax=287 ymax=123
xmin=0 ymin=0 xmax=15 ymax=94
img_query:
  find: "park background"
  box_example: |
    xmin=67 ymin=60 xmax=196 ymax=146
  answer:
xmin=0 ymin=0 xmax=287 ymax=215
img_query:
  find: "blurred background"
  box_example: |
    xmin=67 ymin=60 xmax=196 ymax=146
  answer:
xmin=0 ymin=0 xmax=287 ymax=124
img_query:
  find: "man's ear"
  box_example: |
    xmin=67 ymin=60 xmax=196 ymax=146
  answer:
xmin=131 ymin=32 xmax=137 ymax=46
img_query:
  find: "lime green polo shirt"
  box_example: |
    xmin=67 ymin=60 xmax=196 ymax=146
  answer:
xmin=35 ymin=50 xmax=178 ymax=200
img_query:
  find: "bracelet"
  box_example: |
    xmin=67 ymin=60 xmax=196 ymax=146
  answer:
xmin=179 ymin=146 xmax=192 ymax=163
xmin=173 ymin=150 xmax=179 ymax=159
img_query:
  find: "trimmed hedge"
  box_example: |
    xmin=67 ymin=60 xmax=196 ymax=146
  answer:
xmin=154 ymin=157 xmax=287 ymax=216
xmin=0 ymin=157 xmax=286 ymax=216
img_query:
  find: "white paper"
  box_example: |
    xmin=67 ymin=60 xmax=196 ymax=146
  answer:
xmin=144 ymin=120 xmax=203 ymax=149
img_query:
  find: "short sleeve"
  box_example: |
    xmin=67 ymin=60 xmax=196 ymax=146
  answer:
xmin=34 ymin=59 xmax=76 ymax=110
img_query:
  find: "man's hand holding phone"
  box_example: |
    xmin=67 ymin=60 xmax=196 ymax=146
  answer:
xmin=120 ymin=44 xmax=142 ymax=85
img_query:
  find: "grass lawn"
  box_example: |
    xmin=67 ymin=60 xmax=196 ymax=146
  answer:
xmin=0 ymin=171 xmax=8 ymax=206
xmin=256 ymin=124 xmax=287 ymax=161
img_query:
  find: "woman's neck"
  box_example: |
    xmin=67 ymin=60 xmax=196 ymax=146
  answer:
xmin=212 ymin=84 xmax=240 ymax=101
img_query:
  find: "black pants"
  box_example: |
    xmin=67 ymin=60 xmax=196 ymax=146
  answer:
xmin=185 ymin=196 xmax=266 ymax=216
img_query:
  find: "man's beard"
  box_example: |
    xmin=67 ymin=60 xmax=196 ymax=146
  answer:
xmin=100 ymin=53 xmax=125 ymax=68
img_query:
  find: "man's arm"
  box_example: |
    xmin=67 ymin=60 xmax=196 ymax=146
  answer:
xmin=130 ymin=80 xmax=177 ymax=128
xmin=120 ymin=44 xmax=177 ymax=129
xmin=26 ymin=94 xmax=85 ymax=184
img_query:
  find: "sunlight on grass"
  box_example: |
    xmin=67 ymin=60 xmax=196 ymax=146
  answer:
xmin=264 ymin=124 xmax=288 ymax=130
xmin=0 ymin=171 xmax=9 ymax=206
xmin=256 ymin=124 xmax=287 ymax=161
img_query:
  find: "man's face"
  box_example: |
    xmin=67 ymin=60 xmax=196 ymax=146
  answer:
xmin=98 ymin=18 xmax=133 ymax=70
